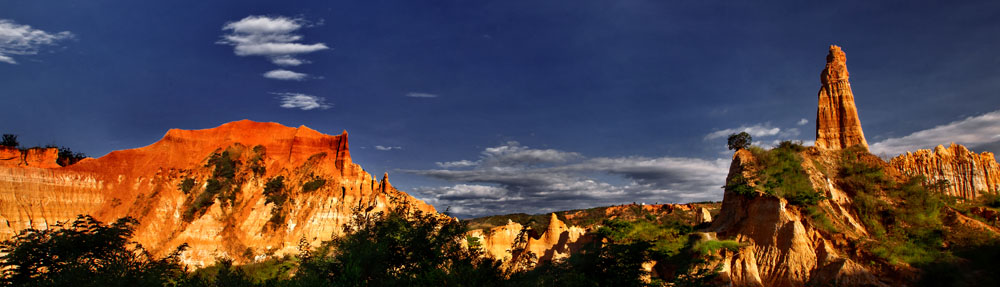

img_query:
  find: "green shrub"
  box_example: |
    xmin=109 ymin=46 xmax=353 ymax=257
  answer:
xmin=725 ymin=174 xmax=756 ymax=197
xmin=302 ymin=177 xmax=326 ymax=193
xmin=750 ymin=141 xmax=825 ymax=206
xmin=692 ymin=239 xmax=741 ymax=256
xmin=178 ymin=178 xmax=196 ymax=194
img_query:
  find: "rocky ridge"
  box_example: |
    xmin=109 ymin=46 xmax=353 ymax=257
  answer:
xmin=890 ymin=143 xmax=1000 ymax=200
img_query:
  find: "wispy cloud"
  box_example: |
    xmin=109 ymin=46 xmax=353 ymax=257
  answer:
xmin=797 ymin=118 xmax=809 ymax=126
xmin=272 ymin=92 xmax=331 ymax=110
xmin=436 ymin=160 xmax=478 ymax=168
xmin=375 ymin=145 xmax=402 ymax=151
xmin=406 ymin=92 xmax=439 ymax=98
xmin=0 ymin=19 xmax=73 ymax=64
xmin=218 ymin=15 xmax=328 ymax=66
xmin=406 ymin=141 xmax=728 ymax=218
xmin=871 ymin=110 xmax=1000 ymax=156
xmin=263 ymin=69 xmax=308 ymax=80
xmin=704 ymin=123 xmax=781 ymax=140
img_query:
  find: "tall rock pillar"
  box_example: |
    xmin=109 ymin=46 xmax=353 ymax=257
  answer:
xmin=815 ymin=45 xmax=869 ymax=151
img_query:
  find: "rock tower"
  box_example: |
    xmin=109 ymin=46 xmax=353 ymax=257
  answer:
xmin=815 ymin=45 xmax=869 ymax=150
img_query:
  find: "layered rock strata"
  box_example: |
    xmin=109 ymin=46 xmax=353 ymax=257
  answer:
xmin=815 ymin=45 xmax=869 ymax=151
xmin=0 ymin=120 xmax=435 ymax=266
xmin=890 ymin=143 xmax=1000 ymax=199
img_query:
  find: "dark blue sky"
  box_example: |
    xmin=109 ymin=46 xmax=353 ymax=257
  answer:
xmin=3 ymin=1 xmax=999 ymax=217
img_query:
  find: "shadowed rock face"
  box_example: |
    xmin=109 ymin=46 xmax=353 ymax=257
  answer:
xmin=816 ymin=45 xmax=869 ymax=151
xmin=890 ymin=143 xmax=1000 ymax=199
xmin=0 ymin=120 xmax=435 ymax=267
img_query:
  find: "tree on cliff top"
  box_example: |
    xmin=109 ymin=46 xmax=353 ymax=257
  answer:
xmin=727 ymin=132 xmax=752 ymax=151
xmin=0 ymin=134 xmax=17 ymax=148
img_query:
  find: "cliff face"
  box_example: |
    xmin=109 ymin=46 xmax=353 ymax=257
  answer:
xmin=890 ymin=143 xmax=1000 ymax=199
xmin=0 ymin=120 xmax=435 ymax=266
xmin=815 ymin=45 xmax=869 ymax=151
xmin=0 ymin=147 xmax=61 ymax=168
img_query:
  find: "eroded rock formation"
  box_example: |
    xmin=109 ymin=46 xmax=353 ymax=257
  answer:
xmin=467 ymin=213 xmax=588 ymax=264
xmin=890 ymin=143 xmax=1000 ymax=199
xmin=815 ymin=45 xmax=869 ymax=151
xmin=0 ymin=120 xmax=435 ymax=266
xmin=710 ymin=149 xmax=884 ymax=287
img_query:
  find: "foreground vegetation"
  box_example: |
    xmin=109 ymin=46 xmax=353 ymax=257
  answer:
xmin=0 ymin=201 xmax=730 ymax=286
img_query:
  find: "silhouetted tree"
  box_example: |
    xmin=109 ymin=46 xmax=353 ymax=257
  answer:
xmin=0 ymin=134 xmax=17 ymax=148
xmin=727 ymin=132 xmax=752 ymax=151
xmin=56 ymin=147 xmax=87 ymax=166
xmin=0 ymin=215 xmax=188 ymax=287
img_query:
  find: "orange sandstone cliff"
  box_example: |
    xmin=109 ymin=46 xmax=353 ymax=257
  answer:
xmin=815 ymin=45 xmax=869 ymax=151
xmin=0 ymin=120 xmax=435 ymax=266
xmin=890 ymin=143 xmax=1000 ymax=199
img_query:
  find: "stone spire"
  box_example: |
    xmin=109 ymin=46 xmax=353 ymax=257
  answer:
xmin=815 ymin=45 xmax=869 ymax=150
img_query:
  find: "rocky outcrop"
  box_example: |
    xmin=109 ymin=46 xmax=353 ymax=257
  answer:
xmin=890 ymin=143 xmax=1000 ymax=199
xmin=0 ymin=147 xmax=61 ymax=168
xmin=815 ymin=45 xmax=869 ymax=151
xmin=0 ymin=120 xmax=435 ymax=266
xmin=468 ymin=213 xmax=588 ymax=264
xmin=710 ymin=149 xmax=884 ymax=287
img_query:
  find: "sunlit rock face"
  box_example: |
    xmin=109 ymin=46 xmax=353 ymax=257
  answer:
xmin=0 ymin=120 xmax=435 ymax=267
xmin=815 ymin=45 xmax=869 ymax=151
xmin=467 ymin=213 xmax=588 ymax=265
xmin=890 ymin=143 xmax=1000 ymax=199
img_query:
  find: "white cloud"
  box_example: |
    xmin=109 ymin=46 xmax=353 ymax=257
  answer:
xmin=406 ymin=142 xmax=729 ymax=217
xmin=218 ymin=15 xmax=327 ymax=64
xmin=272 ymin=92 xmax=331 ymax=110
xmin=271 ymin=56 xmax=306 ymax=66
xmin=375 ymin=145 xmax=402 ymax=151
xmin=797 ymin=118 xmax=809 ymax=126
xmin=871 ymin=110 xmax=1000 ymax=156
xmin=436 ymin=160 xmax=478 ymax=168
xmin=406 ymin=92 xmax=439 ymax=98
xmin=704 ymin=123 xmax=781 ymax=140
xmin=0 ymin=19 xmax=73 ymax=64
xmin=263 ymin=69 xmax=308 ymax=80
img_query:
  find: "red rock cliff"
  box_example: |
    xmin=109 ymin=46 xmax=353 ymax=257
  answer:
xmin=890 ymin=143 xmax=1000 ymax=199
xmin=0 ymin=120 xmax=436 ymax=266
xmin=815 ymin=45 xmax=869 ymax=151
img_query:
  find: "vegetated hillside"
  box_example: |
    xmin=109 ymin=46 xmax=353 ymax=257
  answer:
xmin=464 ymin=202 xmax=721 ymax=232
xmin=712 ymin=142 xmax=1000 ymax=286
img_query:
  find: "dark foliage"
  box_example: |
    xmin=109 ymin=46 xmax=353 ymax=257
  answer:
xmin=0 ymin=134 xmax=17 ymax=148
xmin=179 ymin=178 xmax=197 ymax=194
xmin=292 ymin=203 xmax=505 ymax=286
xmin=726 ymin=132 xmax=751 ymax=151
xmin=0 ymin=215 xmax=187 ymax=287
xmin=56 ymin=147 xmax=87 ymax=166
xmin=301 ymin=177 xmax=326 ymax=193
xmin=263 ymin=176 xmax=288 ymax=226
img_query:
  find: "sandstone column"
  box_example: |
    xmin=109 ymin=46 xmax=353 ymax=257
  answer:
xmin=815 ymin=45 xmax=869 ymax=151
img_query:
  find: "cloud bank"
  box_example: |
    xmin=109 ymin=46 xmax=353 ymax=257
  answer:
xmin=406 ymin=141 xmax=728 ymax=218
xmin=0 ymin=19 xmax=73 ymax=64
